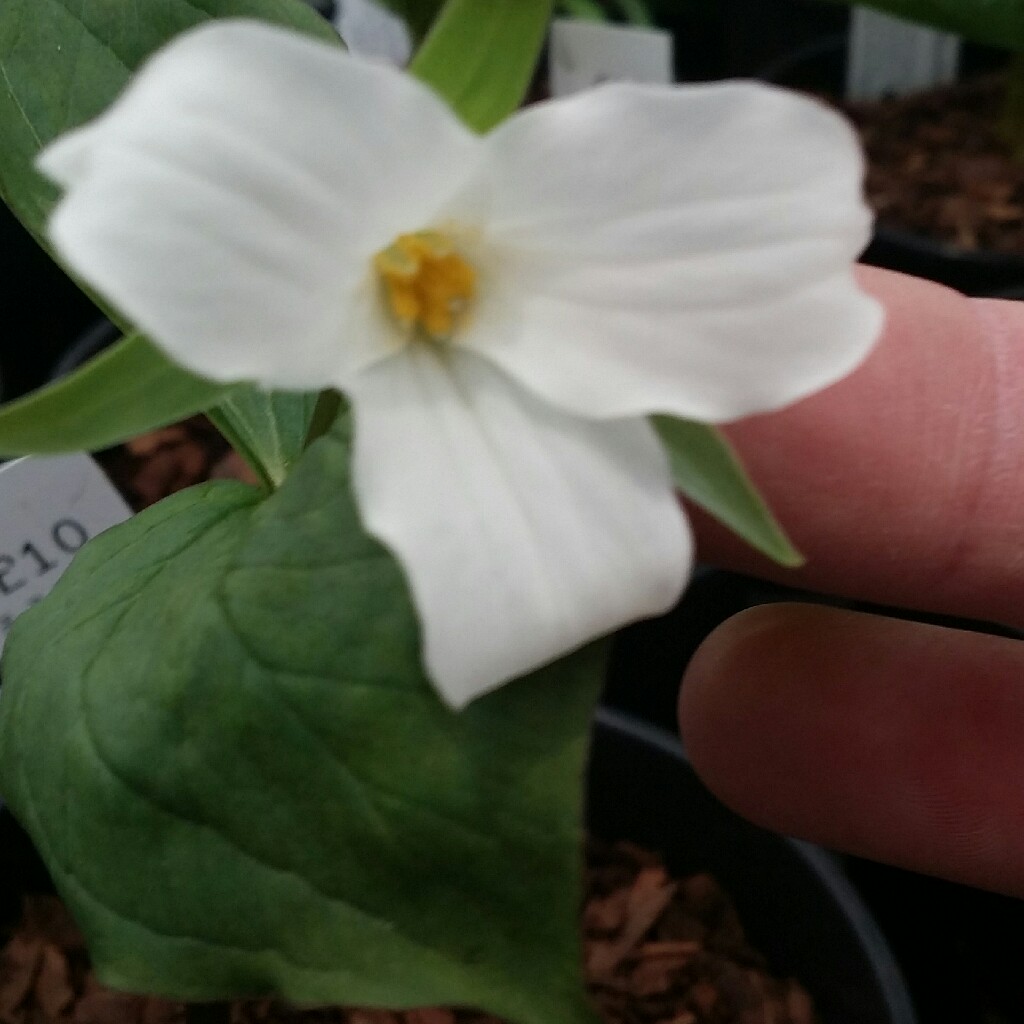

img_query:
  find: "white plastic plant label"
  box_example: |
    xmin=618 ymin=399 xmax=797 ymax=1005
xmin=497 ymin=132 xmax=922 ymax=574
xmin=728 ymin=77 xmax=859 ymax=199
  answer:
xmin=0 ymin=454 xmax=131 ymax=650
xmin=846 ymin=6 xmax=960 ymax=100
xmin=549 ymin=18 xmax=673 ymax=97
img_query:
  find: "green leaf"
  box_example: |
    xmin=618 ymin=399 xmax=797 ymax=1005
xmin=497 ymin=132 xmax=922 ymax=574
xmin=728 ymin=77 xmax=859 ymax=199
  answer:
xmin=0 ymin=333 xmax=229 ymax=456
xmin=0 ymin=417 xmax=604 ymax=1024
xmin=814 ymin=0 xmax=1024 ymax=50
xmin=0 ymin=0 xmax=339 ymax=466
xmin=411 ymin=0 xmax=552 ymax=132
xmin=655 ymin=415 xmax=804 ymax=568
xmin=208 ymin=387 xmax=319 ymax=489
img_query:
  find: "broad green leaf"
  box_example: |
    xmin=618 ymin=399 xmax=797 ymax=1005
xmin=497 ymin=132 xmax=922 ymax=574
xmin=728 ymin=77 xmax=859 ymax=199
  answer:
xmin=411 ymin=0 xmax=552 ymax=132
xmin=655 ymin=415 xmax=804 ymax=568
xmin=0 ymin=0 xmax=339 ymax=469
xmin=208 ymin=388 xmax=319 ymax=489
xmin=0 ymin=417 xmax=604 ymax=1024
xmin=815 ymin=0 xmax=1024 ymax=50
xmin=0 ymin=333 xmax=229 ymax=456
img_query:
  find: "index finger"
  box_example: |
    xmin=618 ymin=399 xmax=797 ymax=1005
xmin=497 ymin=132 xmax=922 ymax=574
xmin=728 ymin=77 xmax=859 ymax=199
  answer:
xmin=692 ymin=265 xmax=1024 ymax=629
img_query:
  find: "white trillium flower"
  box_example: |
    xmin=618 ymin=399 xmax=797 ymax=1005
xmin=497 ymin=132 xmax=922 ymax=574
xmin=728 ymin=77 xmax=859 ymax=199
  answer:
xmin=38 ymin=19 xmax=882 ymax=709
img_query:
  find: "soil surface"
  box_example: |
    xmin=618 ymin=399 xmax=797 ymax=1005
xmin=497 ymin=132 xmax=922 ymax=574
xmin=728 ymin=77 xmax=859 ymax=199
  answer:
xmin=844 ymin=74 xmax=1024 ymax=253
xmin=0 ymin=842 xmax=816 ymax=1024
xmin=94 ymin=417 xmax=235 ymax=512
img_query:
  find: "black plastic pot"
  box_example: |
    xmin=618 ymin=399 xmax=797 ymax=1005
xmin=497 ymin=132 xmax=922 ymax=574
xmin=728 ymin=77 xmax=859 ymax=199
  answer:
xmin=720 ymin=0 xmax=849 ymax=91
xmin=48 ymin=318 xmax=120 ymax=382
xmin=862 ymin=225 xmax=1024 ymax=299
xmin=588 ymin=708 xmax=916 ymax=1024
xmin=0 ymin=205 xmax=100 ymax=403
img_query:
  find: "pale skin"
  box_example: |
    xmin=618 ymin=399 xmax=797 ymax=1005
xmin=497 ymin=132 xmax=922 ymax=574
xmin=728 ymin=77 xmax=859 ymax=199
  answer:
xmin=680 ymin=264 xmax=1024 ymax=897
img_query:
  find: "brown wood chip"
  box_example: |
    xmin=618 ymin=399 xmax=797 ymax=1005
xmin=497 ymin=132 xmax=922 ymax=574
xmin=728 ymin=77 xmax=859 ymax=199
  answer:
xmin=1 ymin=843 xmax=818 ymax=1024
xmin=33 ymin=946 xmax=74 ymax=1019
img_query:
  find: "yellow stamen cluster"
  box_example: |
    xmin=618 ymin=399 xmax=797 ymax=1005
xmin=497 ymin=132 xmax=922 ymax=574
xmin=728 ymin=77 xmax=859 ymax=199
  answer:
xmin=374 ymin=231 xmax=476 ymax=340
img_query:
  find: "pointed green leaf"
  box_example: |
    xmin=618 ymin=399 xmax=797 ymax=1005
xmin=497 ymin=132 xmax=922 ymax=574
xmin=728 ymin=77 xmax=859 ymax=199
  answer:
xmin=208 ymin=387 xmax=320 ymax=488
xmin=0 ymin=417 xmax=603 ymax=1024
xmin=814 ymin=0 xmax=1024 ymax=50
xmin=411 ymin=0 xmax=552 ymax=132
xmin=0 ymin=333 xmax=229 ymax=456
xmin=655 ymin=415 xmax=804 ymax=568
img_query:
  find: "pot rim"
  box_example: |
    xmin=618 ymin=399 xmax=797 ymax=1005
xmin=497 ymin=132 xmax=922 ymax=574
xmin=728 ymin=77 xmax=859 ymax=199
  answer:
xmin=592 ymin=705 xmax=918 ymax=1024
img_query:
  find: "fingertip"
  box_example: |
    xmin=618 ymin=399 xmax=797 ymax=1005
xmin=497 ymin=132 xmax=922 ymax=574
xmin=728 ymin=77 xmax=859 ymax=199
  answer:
xmin=678 ymin=602 xmax=1024 ymax=894
xmin=696 ymin=267 xmax=1024 ymax=628
xmin=678 ymin=602 xmax=785 ymax=780
xmin=678 ymin=602 xmax=839 ymax=834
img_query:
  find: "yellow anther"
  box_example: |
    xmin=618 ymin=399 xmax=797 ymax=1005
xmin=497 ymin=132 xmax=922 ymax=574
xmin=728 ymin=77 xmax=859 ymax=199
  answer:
xmin=374 ymin=231 xmax=476 ymax=340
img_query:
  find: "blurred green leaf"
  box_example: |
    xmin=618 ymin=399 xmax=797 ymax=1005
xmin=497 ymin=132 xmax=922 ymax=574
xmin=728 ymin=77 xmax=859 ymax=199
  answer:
xmin=0 ymin=333 xmax=228 ymax=456
xmin=411 ymin=0 xmax=552 ymax=131
xmin=655 ymin=416 xmax=804 ymax=567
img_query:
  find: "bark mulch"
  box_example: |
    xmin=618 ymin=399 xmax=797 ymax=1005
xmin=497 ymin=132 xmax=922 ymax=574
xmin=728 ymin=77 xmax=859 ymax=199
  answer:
xmin=0 ymin=843 xmax=816 ymax=1024
xmin=845 ymin=74 xmax=1024 ymax=253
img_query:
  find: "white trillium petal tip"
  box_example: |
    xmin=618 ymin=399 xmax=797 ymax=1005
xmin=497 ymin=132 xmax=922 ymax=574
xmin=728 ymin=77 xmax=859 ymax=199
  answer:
xmin=349 ymin=348 xmax=692 ymax=709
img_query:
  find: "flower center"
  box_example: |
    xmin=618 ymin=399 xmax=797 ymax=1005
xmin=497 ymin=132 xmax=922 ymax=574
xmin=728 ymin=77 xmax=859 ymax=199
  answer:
xmin=374 ymin=231 xmax=476 ymax=340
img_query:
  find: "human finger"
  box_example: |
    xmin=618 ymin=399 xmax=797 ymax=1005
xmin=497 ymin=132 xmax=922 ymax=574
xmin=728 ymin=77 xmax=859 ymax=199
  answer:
xmin=690 ymin=266 xmax=1024 ymax=628
xmin=679 ymin=602 xmax=1024 ymax=895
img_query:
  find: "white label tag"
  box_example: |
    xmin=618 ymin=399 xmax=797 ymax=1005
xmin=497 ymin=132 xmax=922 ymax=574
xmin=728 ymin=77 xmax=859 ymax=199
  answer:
xmin=0 ymin=454 xmax=131 ymax=649
xmin=846 ymin=7 xmax=960 ymax=100
xmin=549 ymin=19 xmax=674 ymax=97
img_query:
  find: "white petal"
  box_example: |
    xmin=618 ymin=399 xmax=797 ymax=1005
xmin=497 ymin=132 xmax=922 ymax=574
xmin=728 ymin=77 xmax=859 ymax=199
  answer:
xmin=39 ymin=19 xmax=480 ymax=389
xmin=448 ymin=80 xmax=882 ymax=422
xmin=349 ymin=346 xmax=691 ymax=708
